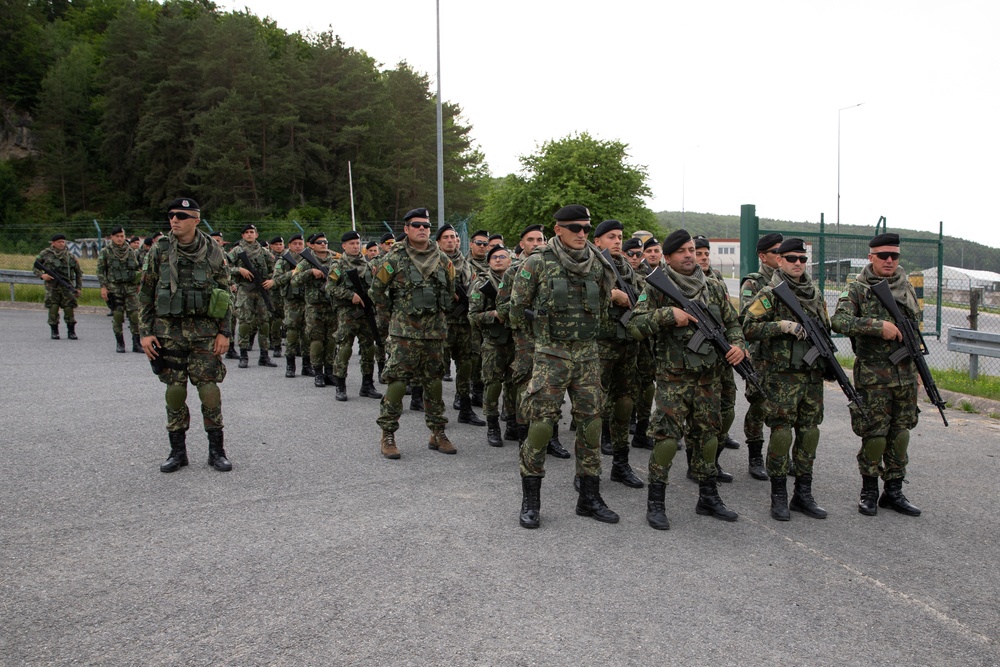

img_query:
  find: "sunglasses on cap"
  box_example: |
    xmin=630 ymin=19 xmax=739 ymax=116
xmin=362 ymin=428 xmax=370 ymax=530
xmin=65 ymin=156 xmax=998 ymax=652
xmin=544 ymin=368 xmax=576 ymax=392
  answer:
xmin=873 ymin=251 xmax=900 ymax=261
xmin=472 ymin=239 xmax=490 ymax=246
xmin=782 ymin=254 xmax=809 ymax=264
xmin=167 ymin=211 xmax=197 ymax=221
xmin=561 ymin=223 xmax=592 ymax=235
xmin=626 ymin=250 xmax=643 ymax=258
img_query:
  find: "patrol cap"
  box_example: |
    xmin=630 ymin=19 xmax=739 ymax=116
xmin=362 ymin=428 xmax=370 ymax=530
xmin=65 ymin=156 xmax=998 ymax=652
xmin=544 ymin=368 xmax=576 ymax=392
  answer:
xmin=51 ymin=233 xmax=66 ymax=242
xmin=240 ymin=224 xmax=257 ymax=234
xmin=622 ymin=237 xmax=642 ymax=252
xmin=693 ymin=234 xmax=710 ymax=250
xmin=288 ymin=233 xmax=303 ymax=243
xmin=341 ymin=230 xmax=361 ymax=243
xmin=869 ymin=232 xmax=900 ymax=248
xmin=470 ymin=229 xmax=490 ymax=240
xmin=109 ymin=226 xmax=125 ymax=236
xmin=403 ymin=207 xmax=430 ymax=222
xmin=553 ymin=204 xmax=591 ymax=222
xmin=165 ymin=197 xmax=199 ymax=212
xmin=520 ymin=224 xmax=544 ymax=239
xmin=487 ymin=245 xmax=509 ymax=261
xmin=487 ymin=233 xmax=503 ymax=242
xmin=662 ymin=229 xmax=692 ymax=255
xmin=777 ymin=237 xmax=807 ymax=254
xmin=756 ymin=232 xmax=783 ymax=253
xmin=435 ymin=224 xmax=455 ymax=240
xmin=379 ymin=232 xmax=395 ymax=244
xmin=365 ymin=240 xmax=378 ymax=250
xmin=594 ymin=219 xmax=623 ymax=238
xmin=642 ymin=236 xmax=660 ymax=250
xmin=269 ymin=236 xmax=283 ymax=245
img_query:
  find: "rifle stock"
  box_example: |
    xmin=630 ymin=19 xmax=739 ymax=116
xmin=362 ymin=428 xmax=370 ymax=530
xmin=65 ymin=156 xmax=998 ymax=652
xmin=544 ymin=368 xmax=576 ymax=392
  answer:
xmin=236 ymin=250 xmax=275 ymax=316
xmin=34 ymin=260 xmax=75 ymax=292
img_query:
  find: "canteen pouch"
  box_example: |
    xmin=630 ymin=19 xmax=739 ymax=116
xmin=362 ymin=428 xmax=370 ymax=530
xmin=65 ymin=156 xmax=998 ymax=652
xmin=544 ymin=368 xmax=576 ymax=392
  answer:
xmin=149 ymin=342 xmax=164 ymax=375
xmin=207 ymin=288 xmax=231 ymax=319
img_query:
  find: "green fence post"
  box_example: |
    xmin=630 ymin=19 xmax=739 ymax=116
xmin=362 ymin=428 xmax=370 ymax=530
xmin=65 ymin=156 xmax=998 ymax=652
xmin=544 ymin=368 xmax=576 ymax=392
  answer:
xmin=818 ymin=213 xmax=826 ymax=296
xmin=937 ymin=221 xmax=944 ymax=340
xmin=740 ymin=204 xmax=758 ymax=278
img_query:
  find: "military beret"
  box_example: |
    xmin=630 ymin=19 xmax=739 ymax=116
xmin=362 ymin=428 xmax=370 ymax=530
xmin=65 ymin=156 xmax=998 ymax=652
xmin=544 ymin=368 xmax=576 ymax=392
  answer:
xmin=395 ymin=233 xmax=406 ymax=242
xmin=553 ymin=204 xmax=591 ymax=222
xmin=341 ymin=230 xmax=361 ymax=243
xmin=487 ymin=245 xmax=509 ymax=262
xmin=259 ymin=239 xmax=268 ymax=247
xmin=269 ymin=236 xmax=284 ymax=245
xmin=513 ymin=243 xmax=523 ymax=255
xmin=403 ymin=207 xmax=430 ymax=222
xmin=128 ymin=236 xmax=140 ymax=243
xmin=240 ymin=224 xmax=257 ymax=234
xmin=51 ymin=233 xmax=66 ymax=242
xmin=869 ymin=232 xmax=900 ymax=248
xmin=150 ymin=231 xmax=163 ymax=239
xmin=487 ymin=233 xmax=502 ymax=242
xmin=622 ymin=238 xmax=642 ymax=252
xmin=520 ymin=224 xmax=544 ymax=239
xmin=470 ymin=229 xmax=490 ymax=240
xmin=365 ymin=240 xmax=378 ymax=250
xmin=143 ymin=237 xmax=154 ymax=246
xmin=642 ymin=236 xmax=660 ymax=250
xmin=379 ymin=232 xmax=395 ymax=244
xmin=777 ymin=237 xmax=807 ymax=254
xmin=692 ymin=234 xmax=710 ymax=249
xmin=435 ymin=224 xmax=455 ymax=240
xmin=594 ymin=219 xmax=624 ymax=238
xmin=756 ymin=232 xmax=783 ymax=253
xmin=165 ymin=197 xmax=199 ymax=212
xmin=313 ymin=232 xmax=327 ymax=242
xmin=662 ymin=229 xmax=692 ymax=255
xmin=109 ymin=226 xmax=125 ymax=236
xmin=289 ymin=233 xmax=303 ymax=243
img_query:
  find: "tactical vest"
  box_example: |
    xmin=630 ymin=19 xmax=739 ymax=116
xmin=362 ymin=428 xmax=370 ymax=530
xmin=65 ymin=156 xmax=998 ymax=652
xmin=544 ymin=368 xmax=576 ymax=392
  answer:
xmin=278 ymin=254 xmax=303 ymax=300
xmin=479 ymin=279 xmax=509 ymax=345
xmin=303 ymin=256 xmax=334 ymax=305
xmin=153 ymin=238 xmax=224 ymax=318
xmin=852 ymin=283 xmax=917 ymax=365
xmin=754 ymin=291 xmax=823 ymax=372
xmin=42 ymin=251 xmax=76 ymax=282
xmin=106 ymin=248 xmax=140 ymax=284
xmin=662 ymin=300 xmax=723 ymax=371
xmin=535 ymin=248 xmax=601 ymax=342
xmin=400 ymin=262 xmax=450 ymax=315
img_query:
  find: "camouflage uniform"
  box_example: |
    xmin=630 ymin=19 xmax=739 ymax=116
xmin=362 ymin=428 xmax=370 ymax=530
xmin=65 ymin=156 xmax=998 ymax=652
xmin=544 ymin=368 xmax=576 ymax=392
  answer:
xmin=34 ymin=246 xmax=82 ymax=331
xmin=707 ymin=267 xmax=739 ymax=447
xmin=631 ymin=263 xmax=656 ymax=446
xmin=272 ymin=250 xmax=303 ymax=357
xmin=444 ymin=251 xmax=477 ymax=402
xmin=739 ymin=264 xmax=776 ymax=457
xmin=267 ymin=250 xmax=285 ymax=355
xmin=228 ymin=240 xmax=276 ymax=353
xmin=96 ymin=241 xmax=142 ymax=347
xmin=467 ymin=254 xmax=491 ymax=402
xmin=468 ymin=270 xmax=514 ymax=419
xmin=496 ymin=256 xmax=534 ymax=429
xmin=328 ymin=252 xmax=378 ymax=382
xmin=293 ymin=252 xmax=338 ymax=381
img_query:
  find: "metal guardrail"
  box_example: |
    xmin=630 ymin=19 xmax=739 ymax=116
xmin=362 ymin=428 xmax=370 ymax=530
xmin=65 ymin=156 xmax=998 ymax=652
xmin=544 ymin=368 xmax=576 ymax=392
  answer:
xmin=947 ymin=327 xmax=1000 ymax=381
xmin=0 ymin=269 xmax=101 ymax=300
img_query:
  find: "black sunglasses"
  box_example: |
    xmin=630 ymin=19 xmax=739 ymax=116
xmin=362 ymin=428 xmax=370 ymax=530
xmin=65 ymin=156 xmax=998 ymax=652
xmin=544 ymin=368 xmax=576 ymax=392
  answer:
xmin=167 ymin=211 xmax=197 ymax=221
xmin=408 ymin=222 xmax=431 ymax=229
xmin=472 ymin=239 xmax=489 ymax=246
xmin=314 ymin=240 xmax=328 ymax=245
xmin=626 ymin=250 xmax=643 ymax=258
xmin=782 ymin=254 xmax=809 ymax=264
xmin=873 ymin=251 xmax=900 ymax=261
xmin=561 ymin=223 xmax=592 ymax=235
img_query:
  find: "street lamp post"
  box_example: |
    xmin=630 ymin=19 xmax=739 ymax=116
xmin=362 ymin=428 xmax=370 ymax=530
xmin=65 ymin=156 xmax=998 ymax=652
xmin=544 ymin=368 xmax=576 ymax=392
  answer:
xmin=837 ymin=102 xmax=864 ymax=235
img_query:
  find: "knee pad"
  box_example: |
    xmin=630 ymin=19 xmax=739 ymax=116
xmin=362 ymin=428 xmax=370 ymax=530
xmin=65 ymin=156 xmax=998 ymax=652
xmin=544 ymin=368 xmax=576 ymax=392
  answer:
xmin=385 ymin=380 xmax=407 ymax=403
xmin=165 ymin=384 xmax=188 ymax=410
xmin=769 ymin=427 xmax=793 ymax=455
xmin=653 ymin=438 xmax=679 ymax=468
xmin=861 ymin=436 xmax=887 ymax=462
xmin=889 ymin=429 xmax=910 ymax=453
xmin=196 ymin=383 xmax=221 ymax=409
xmin=798 ymin=426 xmax=820 ymax=456
xmin=526 ymin=421 xmax=554 ymax=448
xmin=425 ymin=378 xmax=443 ymax=402
xmin=613 ymin=397 xmax=633 ymax=424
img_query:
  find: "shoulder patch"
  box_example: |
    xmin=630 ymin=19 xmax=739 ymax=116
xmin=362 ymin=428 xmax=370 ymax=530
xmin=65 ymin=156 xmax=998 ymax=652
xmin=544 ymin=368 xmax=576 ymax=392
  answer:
xmin=470 ymin=292 xmax=481 ymax=300
xmin=840 ymin=290 xmax=849 ymax=298
xmin=385 ymin=263 xmax=394 ymax=274
xmin=520 ymin=268 xmax=531 ymax=280
xmin=638 ymin=293 xmax=648 ymax=302
xmin=333 ymin=268 xmax=341 ymax=277
xmin=761 ymin=297 xmax=771 ymax=309
xmin=498 ymin=282 xmax=504 ymax=289
xmin=748 ymin=300 xmax=767 ymax=318
xmin=742 ymin=289 xmax=753 ymax=297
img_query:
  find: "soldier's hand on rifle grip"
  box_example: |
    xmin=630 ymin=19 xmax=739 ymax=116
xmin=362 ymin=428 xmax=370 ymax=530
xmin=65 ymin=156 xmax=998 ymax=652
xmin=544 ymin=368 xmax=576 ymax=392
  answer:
xmin=880 ymin=320 xmax=902 ymax=341
xmin=352 ymin=293 xmax=363 ymax=306
xmin=310 ymin=268 xmax=324 ymax=279
xmin=141 ymin=335 xmax=161 ymax=360
xmin=725 ymin=346 xmax=746 ymax=366
xmin=779 ymin=320 xmax=807 ymax=340
xmin=238 ymin=267 xmax=253 ymax=280
xmin=611 ymin=289 xmax=630 ymax=308
xmin=672 ymin=307 xmax=696 ymax=327
xmin=262 ymin=279 xmax=274 ymax=290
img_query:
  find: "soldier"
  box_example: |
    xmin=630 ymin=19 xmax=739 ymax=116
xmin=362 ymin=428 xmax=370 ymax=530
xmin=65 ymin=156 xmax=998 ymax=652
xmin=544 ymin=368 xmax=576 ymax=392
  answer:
xmin=593 ymin=219 xmax=645 ymax=489
xmin=370 ymin=207 xmax=456 ymax=459
xmin=139 ymin=197 xmax=233 ymax=473
xmin=743 ymin=237 xmax=829 ymax=521
xmin=468 ymin=244 xmax=515 ymax=446
xmin=129 ymin=236 xmax=141 ymax=251
xmin=831 ymin=232 xmax=923 ymax=517
xmin=739 ymin=232 xmax=783 ymax=481
xmin=34 ymin=233 xmax=83 ymax=340
xmin=511 ymin=204 xmax=618 ymax=529
xmin=267 ymin=236 xmax=286 ymax=358
xmin=228 ymin=224 xmax=277 ymax=369
xmin=622 ymin=237 xmax=655 ymax=450
xmin=328 ymin=230 xmax=383 ymax=401
xmin=466 ymin=228 xmax=491 ymax=407
xmin=642 ymin=236 xmax=663 ymax=269
xmin=628 ymin=229 xmax=748 ymax=529
xmin=436 ymin=224 xmax=486 ymax=426
xmin=365 ymin=241 xmax=379 ymax=261
xmin=96 ymin=226 xmax=143 ymax=353
xmin=378 ymin=232 xmax=396 ymax=258
xmin=137 ymin=231 xmax=162 ymax=269
xmin=273 ymin=233 xmax=306 ymax=377
xmin=293 ymin=232 xmax=339 ymax=387
xmin=209 ymin=231 xmax=239 ymax=360
xmin=487 ymin=233 xmax=504 ymax=251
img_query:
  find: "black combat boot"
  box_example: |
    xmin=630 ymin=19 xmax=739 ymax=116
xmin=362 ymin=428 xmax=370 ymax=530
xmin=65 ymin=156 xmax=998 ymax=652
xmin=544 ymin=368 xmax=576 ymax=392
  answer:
xmin=160 ymin=431 xmax=189 ymax=473
xmin=575 ymin=475 xmax=620 ymax=523
xmin=324 ymin=365 xmax=336 ymax=386
xmin=858 ymin=476 xmax=879 ymax=516
xmin=207 ymin=429 xmax=232 ymax=471
xmin=646 ymin=481 xmax=670 ymax=530
xmin=879 ymin=478 xmax=921 ymax=516
xmin=132 ymin=334 xmax=142 ymax=353
xmin=458 ymin=394 xmax=486 ymax=426
xmin=334 ymin=375 xmax=348 ymax=402
xmin=723 ymin=435 xmax=740 ymax=449
xmin=790 ymin=474 xmax=828 ymax=519
xmin=747 ymin=438 xmax=768 ymax=480
xmin=600 ymin=421 xmax=613 ymax=455
xmin=610 ymin=449 xmax=645 ymax=488
xmin=115 ymin=333 xmax=126 ymax=353
xmin=285 ymin=355 xmax=296 ymax=378
xmin=410 ymin=385 xmax=424 ymax=411
xmin=359 ymin=374 xmax=382 ymax=399
xmin=770 ymin=476 xmax=790 ymax=521
xmin=631 ymin=419 xmax=653 ymax=450
xmin=238 ymin=349 xmax=249 ymax=368
xmin=301 ymin=354 xmax=315 ymax=376
xmin=503 ymin=416 xmax=519 ymax=442
xmin=272 ymin=344 xmax=282 ymax=358
xmin=715 ymin=446 xmax=734 ymax=483
xmin=696 ymin=479 xmax=738 ymax=521
xmin=258 ymin=349 xmax=277 ymax=367
xmin=520 ymin=476 xmax=541 ymax=529
xmin=685 ymin=446 xmax=697 ymax=482
xmin=471 ymin=383 xmax=485 ymax=408
xmin=314 ymin=370 xmax=326 ymax=387
xmin=486 ymin=416 xmax=503 ymax=447
xmin=546 ymin=423 xmax=570 ymax=459
xmin=50 ymin=324 xmax=60 ymax=339
xmin=442 ymin=367 xmax=453 ymax=382
xmin=453 ymin=393 xmax=462 ymax=411
xmin=225 ymin=340 xmax=239 ymax=359
xmin=66 ymin=323 xmax=78 ymax=340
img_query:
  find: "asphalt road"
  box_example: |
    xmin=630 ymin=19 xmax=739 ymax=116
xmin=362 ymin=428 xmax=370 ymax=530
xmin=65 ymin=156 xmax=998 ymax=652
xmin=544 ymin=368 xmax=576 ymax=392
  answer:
xmin=2 ymin=309 xmax=998 ymax=666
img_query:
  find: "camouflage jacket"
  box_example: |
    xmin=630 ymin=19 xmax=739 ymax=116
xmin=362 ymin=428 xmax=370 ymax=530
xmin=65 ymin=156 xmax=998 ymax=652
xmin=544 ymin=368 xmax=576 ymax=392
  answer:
xmin=96 ymin=244 xmax=141 ymax=288
xmin=495 ymin=257 xmax=524 ymax=330
xmin=228 ymin=241 xmax=275 ymax=288
xmin=272 ymin=250 xmax=303 ymax=302
xmin=370 ymin=241 xmax=455 ymax=340
xmin=739 ymin=264 xmax=775 ymax=313
xmin=468 ymin=270 xmax=510 ymax=345
xmin=34 ymin=247 xmax=82 ymax=291
xmin=327 ymin=253 xmax=372 ymax=311
xmin=467 ymin=255 xmax=490 ymax=283
xmin=601 ymin=252 xmax=643 ymax=343
xmin=743 ymin=275 xmax=831 ymax=378
xmin=292 ymin=252 xmax=337 ymax=306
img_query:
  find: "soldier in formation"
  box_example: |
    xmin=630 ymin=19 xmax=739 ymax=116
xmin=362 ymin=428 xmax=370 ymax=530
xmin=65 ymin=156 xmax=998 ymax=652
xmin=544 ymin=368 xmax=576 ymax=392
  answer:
xmin=228 ymin=224 xmax=277 ymax=369
xmin=294 ymin=233 xmax=339 ymax=387
xmin=96 ymin=226 xmax=143 ymax=353
xmin=34 ymin=233 xmax=83 ymax=340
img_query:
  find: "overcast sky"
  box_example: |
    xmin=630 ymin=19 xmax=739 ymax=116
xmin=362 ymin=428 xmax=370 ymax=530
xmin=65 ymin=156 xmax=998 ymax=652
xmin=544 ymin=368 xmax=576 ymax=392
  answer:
xmin=221 ymin=0 xmax=1000 ymax=248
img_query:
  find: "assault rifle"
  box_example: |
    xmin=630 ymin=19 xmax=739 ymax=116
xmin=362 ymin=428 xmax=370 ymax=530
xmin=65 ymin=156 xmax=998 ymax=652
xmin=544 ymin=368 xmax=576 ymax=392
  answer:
xmin=298 ymin=247 xmax=330 ymax=278
xmin=644 ymin=267 xmax=766 ymax=398
xmin=600 ymin=248 xmax=637 ymax=326
xmin=772 ymin=281 xmax=865 ymax=416
xmin=237 ymin=250 xmax=275 ymax=316
xmin=452 ymin=282 xmax=470 ymax=318
xmin=106 ymin=291 xmax=119 ymax=311
xmin=34 ymin=260 xmax=75 ymax=292
xmin=871 ymin=279 xmax=948 ymax=426
xmin=279 ymin=251 xmax=299 ymax=268
xmin=346 ymin=268 xmax=386 ymax=376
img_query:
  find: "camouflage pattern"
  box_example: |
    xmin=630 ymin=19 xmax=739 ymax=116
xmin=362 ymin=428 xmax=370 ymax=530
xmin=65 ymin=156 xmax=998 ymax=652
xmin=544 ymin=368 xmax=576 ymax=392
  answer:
xmin=34 ymin=246 xmax=82 ymax=325
xmin=627 ymin=272 xmax=746 ymax=483
xmin=138 ymin=231 xmax=232 ymax=434
xmin=705 ymin=269 xmax=738 ymax=439
xmin=496 ymin=258 xmax=534 ymax=422
xmin=739 ymin=264 xmax=776 ymax=443
xmin=328 ymin=252 xmax=377 ymax=378
xmin=599 ymin=253 xmax=641 ymax=454
xmin=293 ymin=253 xmax=338 ymax=367
xmin=267 ymin=250 xmax=285 ymax=350
xmin=272 ymin=250 xmax=304 ymax=355
xmin=444 ymin=256 xmax=477 ymax=397
xmin=467 ymin=254 xmax=491 ymax=390
xmin=96 ymin=242 xmax=141 ymax=336
xmin=228 ymin=240 xmax=276 ymax=350
xmin=468 ymin=271 xmax=513 ymax=418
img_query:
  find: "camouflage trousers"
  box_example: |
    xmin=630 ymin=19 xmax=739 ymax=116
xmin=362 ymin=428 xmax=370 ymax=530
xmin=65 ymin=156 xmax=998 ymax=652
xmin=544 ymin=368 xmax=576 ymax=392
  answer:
xmin=268 ymin=297 xmax=284 ymax=349
xmin=444 ymin=320 xmax=475 ymax=396
xmin=762 ymin=371 xmax=824 ymax=478
xmin=333 ymin=308 xmax=376 ymax=378
xmin=283 ymin=299 xmax=306 ymax=356
xmin=236 ymin=288 xmax=271 ymax=350
xmin=650 ymin=369 xmax=720 ymax=483
xmin=520 ymin=341 xmax=603 ymax=478
xmin=153 ymin=318 xmax=227 ymax=434
xmin=377 ymin=336 xmax=447 ymax=432
xmin=107 ymin=285 xmax=139 ymax=336
xmin=510 ymin=331 xmax=535 ymax=423
xmin=45 ymin=285 xmax=77 ymax=325
xmin=720 ymin=363 xmax=737 ymax=439
xmin=853 ymin=382 xmax=919 ymax=480
xmin=599 ymin=339 xmax=638 ymax=455
xmin=304 ymin=301 xmax=338 ymax=367
xmin=481 ymin=339 xmax=515 ymax=418
xmin=635 ymin=341 xmax=656 ymax=425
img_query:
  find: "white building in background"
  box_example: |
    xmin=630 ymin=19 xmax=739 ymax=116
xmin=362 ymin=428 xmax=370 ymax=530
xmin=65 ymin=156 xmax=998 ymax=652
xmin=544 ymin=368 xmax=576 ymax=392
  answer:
xmin=921 ymin=266 xmax=1000 ymax=292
